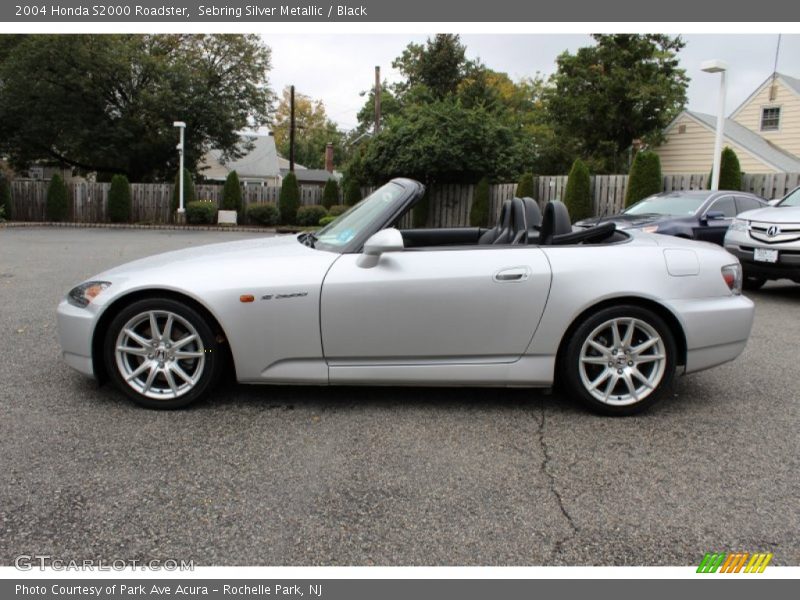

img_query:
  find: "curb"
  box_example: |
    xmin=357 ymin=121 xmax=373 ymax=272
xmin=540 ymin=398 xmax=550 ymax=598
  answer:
xmin=0 ymin=221 xmax=281 ymax=233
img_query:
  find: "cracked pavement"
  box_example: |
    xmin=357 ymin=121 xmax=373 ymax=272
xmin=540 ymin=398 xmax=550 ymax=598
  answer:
xmin=0 ymin=228 xmax=798 ymax=565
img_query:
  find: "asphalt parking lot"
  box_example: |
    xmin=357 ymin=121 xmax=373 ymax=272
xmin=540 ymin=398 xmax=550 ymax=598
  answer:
xmin=0 ymin=227 xmax=798 ymax=566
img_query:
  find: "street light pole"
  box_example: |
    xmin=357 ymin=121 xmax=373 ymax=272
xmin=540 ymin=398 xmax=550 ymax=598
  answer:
xmin=173 ymin=121 xmax=186 ymax=214
xmin=701 ymin=60 xmax=728 ymax=191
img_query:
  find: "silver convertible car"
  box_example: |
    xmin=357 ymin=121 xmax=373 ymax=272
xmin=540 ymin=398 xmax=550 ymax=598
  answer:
xmin=57 ymin=178 xmax=754 ymax=415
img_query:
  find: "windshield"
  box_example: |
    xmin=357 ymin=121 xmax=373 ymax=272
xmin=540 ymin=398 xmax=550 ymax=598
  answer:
xmin=778 ymin=187 xmax=800 ymax=207
xmin=313 ymin=182 xmax=406 ymax=250
xmin=624 ymin=194 xmax=706 ymax=216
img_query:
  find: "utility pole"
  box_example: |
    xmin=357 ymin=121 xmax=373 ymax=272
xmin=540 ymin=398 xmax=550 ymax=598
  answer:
xmin=374 ymin=66 xmax=381 ymax=134
xmin=289 ymin=85 xmax=296 ymax=172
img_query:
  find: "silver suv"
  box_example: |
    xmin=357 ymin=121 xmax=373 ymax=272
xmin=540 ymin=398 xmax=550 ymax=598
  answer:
xmin=724 ymin=186 xmax=800 ymax=290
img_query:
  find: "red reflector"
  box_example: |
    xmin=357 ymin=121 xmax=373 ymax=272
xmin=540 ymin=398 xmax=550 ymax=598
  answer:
xmin=722 ymin=273 xmax=735 ymax=288
xmin=240 ymin=295 xmax=255 ymax=303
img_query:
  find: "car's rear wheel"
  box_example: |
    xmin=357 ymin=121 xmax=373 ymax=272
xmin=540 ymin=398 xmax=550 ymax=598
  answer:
xmin=742 ymin=274 xmax=767 ymax=291
xmin=103 ymin=298 xmax=222 ymax=409
xmin=563 ymin=305 xmax=677 ymax=416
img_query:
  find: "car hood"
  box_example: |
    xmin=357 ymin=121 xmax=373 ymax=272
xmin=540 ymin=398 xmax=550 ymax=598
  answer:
xmin=95 ymin=234 xmax=322 ymax=280
xmin=738 ymin=205 xmax=800 ymax=223
xmin=575 ymin=214 xmax=672 ymax=229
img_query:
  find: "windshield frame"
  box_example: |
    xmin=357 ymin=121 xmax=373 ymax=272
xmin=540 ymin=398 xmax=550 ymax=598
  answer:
xmin=309 ymin=178 xmax=425 ymax=254
xmin=777 ymin=186 xmax=800 ymax=208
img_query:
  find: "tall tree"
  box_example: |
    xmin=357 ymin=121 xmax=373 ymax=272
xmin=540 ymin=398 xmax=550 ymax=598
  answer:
xmin=546 ymin=34 xmax=688 ymax=173
xmin=391 ymin=34 xmax=474 ymax=100
xmin=272 ymin=87 xmax=345 ymax=169
xmin=0 ymin=34 xmax=274 ymax=181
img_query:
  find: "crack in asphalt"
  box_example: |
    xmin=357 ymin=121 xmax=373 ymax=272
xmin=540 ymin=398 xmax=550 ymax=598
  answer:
xmin=537 ymin=399 xmax=578 ymax=561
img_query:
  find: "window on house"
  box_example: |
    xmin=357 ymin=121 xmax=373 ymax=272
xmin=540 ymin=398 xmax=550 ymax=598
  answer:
xmin=761 ymin=107 xmax=781 ymax=131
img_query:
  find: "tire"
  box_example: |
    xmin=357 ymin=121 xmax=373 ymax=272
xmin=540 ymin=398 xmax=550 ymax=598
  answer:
xmin=103 ymin=297 xmax=222 ymax=409
xmin=562 ymin=305 xmax=677 ymax=416
xmin=742 ymin=274 xmax=767 ymax=291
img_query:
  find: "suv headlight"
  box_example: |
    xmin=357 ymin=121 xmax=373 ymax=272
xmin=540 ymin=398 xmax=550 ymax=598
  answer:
xmin=728 ymin=218 xmax=748 ymax=232
xmin=67 ymin=281 xmax=111 ymax=307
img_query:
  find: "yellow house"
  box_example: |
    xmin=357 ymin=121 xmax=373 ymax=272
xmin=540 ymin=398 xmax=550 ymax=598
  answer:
xmin=654 ymin=72 xmax=800 ymax=174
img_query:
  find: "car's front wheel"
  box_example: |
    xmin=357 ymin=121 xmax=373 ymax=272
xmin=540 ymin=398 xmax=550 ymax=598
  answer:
xmin=562 ymin=305 xmax=677 ymax=416
xmin=103 ymin=298 xmax=222 ymax=409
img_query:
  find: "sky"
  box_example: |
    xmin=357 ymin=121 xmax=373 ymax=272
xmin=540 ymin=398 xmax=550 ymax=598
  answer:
xmin=262 ymin=33 xmax=800 ymax=132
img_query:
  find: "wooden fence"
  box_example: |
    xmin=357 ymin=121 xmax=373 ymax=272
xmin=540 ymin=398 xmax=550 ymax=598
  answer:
xmin=7 ymin=173 xmax=800 ymax=226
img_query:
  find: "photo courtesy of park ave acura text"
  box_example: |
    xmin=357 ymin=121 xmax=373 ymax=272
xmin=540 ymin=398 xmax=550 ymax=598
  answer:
xmin=0 ymin=28 xmax=798 ymax=575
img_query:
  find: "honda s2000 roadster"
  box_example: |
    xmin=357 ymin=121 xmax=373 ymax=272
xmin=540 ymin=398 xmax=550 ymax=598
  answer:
xmin=57 ymin=178 xmax=754 ymax=415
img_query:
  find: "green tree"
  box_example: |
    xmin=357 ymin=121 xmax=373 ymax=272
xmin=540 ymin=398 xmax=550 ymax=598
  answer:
xmin=322 ymin=178 xmax=339 ymax=209
xmin=272 ymin=87 xmax=345 ymax=169
xmin=171 ymin=168 xmax=196 ymax=216
xmin=0 ymin=35 xmax=274 ymax=181
xmin=517 ymin=172 xmax=535 ymax=198
xmin=221 ymin=171 xmax=243 ymax=213
xmin=625 ymin=151 xmax=662 ymax=207
xmin=279 ymin=171 xmax=300 ymax=224
xmin=46 ymin=174 xmax=69 ymax=222
xmin=546 ymin=35 xmax=688 ymax=172
xmin=469 ymin=177 xmax=491 ymax=227
xmin=344 ymin=179 xmax=362 ymax=206
xmin=392 ymin=34 xmax=474 ymax=100
xmin=709 ymin=147 xmax=743 ymax=191
xmin=563 ymin=159 xmax=592 ymax=221
xmin=107 ymin=174 xmax=132 ymax=222
xmin=0 ymin=175 xmax=11 ymax=221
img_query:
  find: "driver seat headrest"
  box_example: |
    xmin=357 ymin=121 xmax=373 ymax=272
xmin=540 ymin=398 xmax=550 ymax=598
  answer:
xmin=540 ymin=201 xmax=572 ymax=245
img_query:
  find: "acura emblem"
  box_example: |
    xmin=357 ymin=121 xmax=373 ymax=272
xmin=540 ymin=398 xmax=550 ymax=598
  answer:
xmin=766 ymin=225 xmax=781 ymax=237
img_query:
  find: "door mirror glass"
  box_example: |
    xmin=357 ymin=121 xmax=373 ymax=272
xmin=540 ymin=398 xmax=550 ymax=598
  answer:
xmin=705 ymin=210 xmax=726 ymax=221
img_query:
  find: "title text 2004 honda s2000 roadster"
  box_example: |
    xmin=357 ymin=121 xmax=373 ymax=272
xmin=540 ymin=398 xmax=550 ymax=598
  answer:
xmin=57 ymin=178 xmax=755 ymax=415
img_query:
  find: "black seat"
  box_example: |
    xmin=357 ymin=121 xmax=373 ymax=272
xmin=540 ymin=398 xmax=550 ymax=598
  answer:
xmin=520 ymin=197 xmax=542 ymax=244
xmin=508 ymin=197 xmax=530 ymax=244
xmin=539 ymin=201 xmax=572 ymax=245
xmin=479 ymin=200 xmax=511 ymax=245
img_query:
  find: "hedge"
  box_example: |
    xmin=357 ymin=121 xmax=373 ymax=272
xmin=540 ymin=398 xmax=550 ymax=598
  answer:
xmin=564 ymin=159 xmax=592 ymax=221
xmin=108 ymin=174 xmax=132 ymax=223
xmin=46 ymin=174 xmax=69 ymax=222
xmin=296 ymin=204 xmax=328 ymax=226
xmin=279 ymin=172 xmax=300 ymax=224
xmin=185 ymin=200 xmax=217 ymax=224
xmin=246 ymin=203 xmax=280 ymax=226
xmin=625 ymin=151 xmax=662 ymax=208
xmin=222 ymin=171 xmax=243 ymax=213
xmin=469 ymin=177 xmax=491 ymax=227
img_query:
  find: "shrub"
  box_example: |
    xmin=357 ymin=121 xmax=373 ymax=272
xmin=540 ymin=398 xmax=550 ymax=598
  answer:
xmin=344 ymin=179 xmax=361 ymax=206
xmin=517 ymin=172 xmax=535 ymax=198
xmin=564 ymin=159 xmax=592 ymax=221
xmin=412 ymin=188 xmax=429 ymax=228
xmin=709 ymin=147 xmax=742 ymax=191
xmin=171 ymin=168 xmax=196 ymax=217
xmin=625 ymin=151 xmax=662 ymax=208
xmin=469 ymin=177 xmax=491 ymax=227
xmin=0 ymin=205 xmax=5 ymax=222
xmin=319 ymin=215 xmax=336 ymax=227
xmin=279 ymin=171 xmax=300 ymax=224
xmin=329 ymin=204 xmax=348 ymax=216
xmin=221 ymin=170 xmax=243 ymax=213
xmin=322 ymin=178 xmax=340 ymax=209
xmin=107 ymin=174 xmax=132 ymax=223
xmin=246 ymin=203 xmax=280 ymax=226
xmin=296 ymin=204 xmax=328 ymax=226
xmin=46 ymin=174 xmax=69 ymax=222
xmin=185 ymin=200 xmax=216 ymax=225
xmin=0 ymin=176 xmax=11 ymax=221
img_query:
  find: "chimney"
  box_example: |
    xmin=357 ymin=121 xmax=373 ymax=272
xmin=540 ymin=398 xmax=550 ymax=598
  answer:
xmin=325 ymin=142 xmax=334 ymax=173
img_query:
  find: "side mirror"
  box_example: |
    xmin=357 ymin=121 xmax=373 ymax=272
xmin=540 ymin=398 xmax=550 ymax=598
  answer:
xmin=704 ymin=210 xmax=725 ymax=222
xmin=357 ymin=228 xmax=404 ymax=268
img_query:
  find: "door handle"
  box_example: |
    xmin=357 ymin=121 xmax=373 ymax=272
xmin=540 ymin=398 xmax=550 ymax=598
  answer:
xmin=494 ymin=267 xmax=530 ymax=282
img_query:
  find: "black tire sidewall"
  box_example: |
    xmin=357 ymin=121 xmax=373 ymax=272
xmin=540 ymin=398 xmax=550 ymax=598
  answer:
xmin=563 ymin=305 xmax=677 ymax=416
xmin=103 ymin=297 xmax=221 ymax=409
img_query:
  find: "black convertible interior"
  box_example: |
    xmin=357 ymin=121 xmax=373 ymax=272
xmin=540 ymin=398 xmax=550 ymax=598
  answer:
xmin=398 ymin=198 xmax=626 ymax=249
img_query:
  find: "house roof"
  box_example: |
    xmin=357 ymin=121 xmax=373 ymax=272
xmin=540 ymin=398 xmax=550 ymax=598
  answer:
xmin=276 ymin=155 xmax=307 ymax=171
xmin=730 ymin=72 xmax=800 ymax=119
xmin=682 ymin=110 xmax=800 ymax=172
xmin=200 ymin=134 xmax=280 ymax=181
xmin=280 ymin=168 xmax=342 ymax=183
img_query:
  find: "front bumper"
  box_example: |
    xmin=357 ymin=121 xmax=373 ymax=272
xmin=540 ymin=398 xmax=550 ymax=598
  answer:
xmin=725 ymin=231 xmax=800 ymax=282
xmin=667 ymin=294 xmax=755 ymax=374
xmin=56 ymin=299 xmax=98 ymax=378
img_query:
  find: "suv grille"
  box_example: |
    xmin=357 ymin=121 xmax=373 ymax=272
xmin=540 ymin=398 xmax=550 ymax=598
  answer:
xmin=749 ymin=221 xmax=800 ymax=244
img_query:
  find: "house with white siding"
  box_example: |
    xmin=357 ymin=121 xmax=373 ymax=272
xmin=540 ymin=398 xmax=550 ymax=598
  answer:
xmin=653 ymin=72 xmax=800 ymax=174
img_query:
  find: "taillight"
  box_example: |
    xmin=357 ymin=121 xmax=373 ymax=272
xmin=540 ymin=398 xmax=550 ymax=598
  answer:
xmin=721 ymin=264 xmax=742 ymax=295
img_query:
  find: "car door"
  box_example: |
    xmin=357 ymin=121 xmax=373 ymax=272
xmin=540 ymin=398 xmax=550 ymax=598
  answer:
xmin=320 ymin=246 xmax=552 ymax=369
xmin=694 ymin=195 xmax=737 ymax=244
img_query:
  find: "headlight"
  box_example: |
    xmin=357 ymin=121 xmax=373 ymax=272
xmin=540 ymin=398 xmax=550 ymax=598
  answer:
xmin=67 ymin=281 xmax=111 ymax=307
xmin=721 ymin=264 xmax=742 ymax=295
xmin=728 ymin=218 xmax=748 ymax=232
xmin=641 ymin=225 xmax=659 ymax=233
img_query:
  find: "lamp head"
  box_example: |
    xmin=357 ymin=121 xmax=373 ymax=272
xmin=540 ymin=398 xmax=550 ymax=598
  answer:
xmin=173 ymin=121 xmax=186 ymax=128
xmin=701 ymin=59 xmax=728 ymax=74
